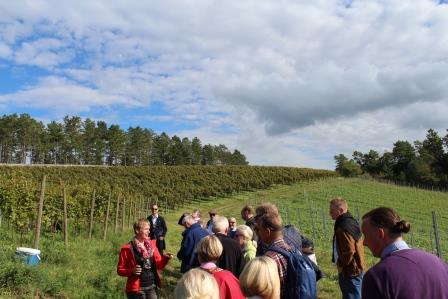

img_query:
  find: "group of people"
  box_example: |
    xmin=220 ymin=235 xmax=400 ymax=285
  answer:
xmin=117 ymin=200 xmax=448 ymax=299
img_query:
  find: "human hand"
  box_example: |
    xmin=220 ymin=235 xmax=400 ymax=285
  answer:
xmin=159 ymin=236 xmax=165 ymax=240
xmin=164 ymin=253 xmax=174 ymax=259
xmin=133 ymin=265 xmax=142 ymax=276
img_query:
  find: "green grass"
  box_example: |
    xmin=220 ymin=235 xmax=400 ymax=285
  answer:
xmin=1 ymin=177 xmax=447 ymax=299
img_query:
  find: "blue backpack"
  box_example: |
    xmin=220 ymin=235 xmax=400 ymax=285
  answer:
xmin=269 ymin=246 xmax=317 ymax=299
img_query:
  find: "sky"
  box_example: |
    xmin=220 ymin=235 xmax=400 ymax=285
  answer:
xmin=1 ymin=0 xmax=448 ymax=169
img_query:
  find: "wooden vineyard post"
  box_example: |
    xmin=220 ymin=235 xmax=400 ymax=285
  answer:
xmin=88 ymin=189 xmax=96 ymax=239
xmin=121 ymin=197 xmax=126 ymax=232
xmin=432 ymin=211 xmax=442 ymax=258
xmin=34 ymin=175 xmax=46 ymax=250
xmin=138 ymin=197 xmax=142 ymax=219
xmin=127 ymin=199 xmax=132 ymax=228
xmin=114 ymin=194 xmax=120 ymax=233
xmin=103 ymin=191 xmax=112 ymax=240
xmin=63 ymin=186 xmax=69 ymax=248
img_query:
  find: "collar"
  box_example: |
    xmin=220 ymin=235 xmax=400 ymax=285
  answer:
xmin=381 ymin=239 xmax=410 ymax=258
xmin=200 ymin=262 xmax=217 ymax=270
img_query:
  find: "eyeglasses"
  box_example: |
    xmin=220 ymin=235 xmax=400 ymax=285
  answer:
xmin=209 ymin=213 xmax=216 ymax=216
xmin=229 ymin=221 xmax=236 ymax=224
xmin=151 ymin=208 xmax=158 ymax=211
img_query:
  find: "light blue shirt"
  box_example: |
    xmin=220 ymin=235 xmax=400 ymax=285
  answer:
xmin=381 ymin=239 xmax=410 ymax=258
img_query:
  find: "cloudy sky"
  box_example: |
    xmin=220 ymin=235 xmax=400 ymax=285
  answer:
xmin=1 ymin=0 xmax=448 ymax=169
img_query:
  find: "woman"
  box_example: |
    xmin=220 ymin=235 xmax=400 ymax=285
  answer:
xmin=117 ymin=218 xmax=174 ymax=299
xmin=239 ymin=256 xmax=280 ymax=299
xmin=174 ymin=268 xmax=220 ymax=299
xmin=196 ymin=235 xmax=245 ymax=299
xmin=235 ymin=224 xmax=257 ymax=262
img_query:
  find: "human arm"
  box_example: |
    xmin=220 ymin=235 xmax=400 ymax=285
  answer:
xmin=335 ymin=229 xmax=357 ymax=270
xmin=117 ymin=246 xmax=141 ymax=277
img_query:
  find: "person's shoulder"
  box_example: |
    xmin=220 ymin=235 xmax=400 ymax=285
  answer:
xmin=120 ymin=243 xmax=132 ymax=250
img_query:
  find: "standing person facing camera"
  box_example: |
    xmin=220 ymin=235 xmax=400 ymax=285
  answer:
xmin=329 ymin=197 xmax=365 ymax=299
xmin=117 ymin=219 xmax=174 ymax=299
xmin=361 ymin=207 xmax=448 ymax=299
xmin=147 ymin=204 xmax=167 ymax=254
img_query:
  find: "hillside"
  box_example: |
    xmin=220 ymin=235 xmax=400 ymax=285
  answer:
xmin=1 ymin=176 xmax=447 ymax=298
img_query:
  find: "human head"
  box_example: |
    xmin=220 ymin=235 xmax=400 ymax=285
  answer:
xmin=182 ymin=214 xmax=195 ymax=228
xmin=212 ymin=215 xmax=229 ymax=234
xmin=174 ymin=268 xmax=220 ymax=299
xmin=209 ymin=209 xmax=218 ymax=220
xmin=192 ymin=209 xmax=201 ymax=220
xmin=228 ymin=217 xmax=237 ymax=230
xmin=196 ymin=235 xmax=223 ymax=263
xmin=255 ymin=203 xmax=282 ymax=244
xmin=361 ymin=207 xmax=411 ymax=258
xmin=329 ymin=197 xmax=348 ymax=220
xmin=235 ymin=224 xmax=253 ymax=247
xmin=240 ymin=256 xmax=280 ymax=299
xmin=241 ymin=205 xmax=255 ymax=221
xmin=151 ymin=203 xmax=159 ymax=215
xmin=133 ymin=218 xmax=150 ymax=239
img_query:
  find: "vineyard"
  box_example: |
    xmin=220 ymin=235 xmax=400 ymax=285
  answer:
xmin=1 ymin=166 xmax=447 ymax=298
xmin=0 ymin=165 xmax=335 ymax=243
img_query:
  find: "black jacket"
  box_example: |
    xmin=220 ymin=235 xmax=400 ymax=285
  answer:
xmin=215 ymin=233 xmax=246 ymax=277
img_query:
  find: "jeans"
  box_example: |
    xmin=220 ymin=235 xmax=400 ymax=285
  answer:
xmin=338 ymin=273 xmax=363 ymax=299
xmin=127 ymin=286 xmax=158 ymax=299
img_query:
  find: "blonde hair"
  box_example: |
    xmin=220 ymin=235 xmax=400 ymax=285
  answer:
xmin=196 ymin=235 xmax=223 ymax=263
xmin=133 ymin=218 xmax=149 ymax=235
xmin=330 ymin=197 xmax=348 ymax=211
xmin=174 ymin=268 xmax=219 ymax=299
xmin=240 ymin=256 xmax=280 ymax=299
xmin=236 ymin=225 xmax=253 ymax=245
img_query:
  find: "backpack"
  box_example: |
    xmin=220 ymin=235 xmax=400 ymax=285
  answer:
xmin=269 ymin=246 xmax=317 ymax=299
xmin=283 ymin=224 xmax=303 ymax=253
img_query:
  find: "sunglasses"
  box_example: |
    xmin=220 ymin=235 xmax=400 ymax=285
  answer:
xmin=209 ymin=213 xmax=216 ymax=216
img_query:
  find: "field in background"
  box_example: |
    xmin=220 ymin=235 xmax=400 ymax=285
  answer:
xmin=1 ymin=177 xmax=447 ymax=298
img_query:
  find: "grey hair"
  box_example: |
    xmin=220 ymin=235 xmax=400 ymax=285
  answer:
xmin=212 ymin=215 xmax=229 ymax=233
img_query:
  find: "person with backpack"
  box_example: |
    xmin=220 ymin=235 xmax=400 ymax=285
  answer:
xmin=330 ymin=197 xmax=366 ymax=299
xmin=255 ymin=203 xmax=317 ymax=299
xmin=117 ymin=218 xmax=174 ymax=299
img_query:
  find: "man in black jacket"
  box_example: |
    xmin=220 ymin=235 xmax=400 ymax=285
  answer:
xmin=147 ymin=204 xmax=167 ymax=254
xmin=212 ymin=215 xmax=245 ymax=277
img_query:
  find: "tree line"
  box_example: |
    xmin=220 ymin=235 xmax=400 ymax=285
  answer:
xmin=334 ymin=129 xmax=448 ymax=187
xmin=0 ymin=113 xmax=247 ymax=166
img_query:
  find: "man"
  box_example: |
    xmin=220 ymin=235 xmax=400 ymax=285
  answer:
xmin=206 ymin=209 xmax=218 ymax=233
xmin=241 ymin=205 xmax=256 ymax=234
xmin=177 ymin=214 xmax=209 ymax=273
xmin=330 ymin=197 xmax=366 ymax=299
xmin=361 ymin=207 xmax=448 ymax=299
xmin=228 ymin=217 xmax=237 ymax=239
xmin=212 ymin=215 xmax=246 ymax=277
xmin=255 ymin=203 xmax=290 ymax=297
xmin=147 ymin=204 xmax=167 ymax=254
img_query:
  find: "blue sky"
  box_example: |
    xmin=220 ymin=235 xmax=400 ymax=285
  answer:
xmin=1 ymin=1 xmax=448 ymax=169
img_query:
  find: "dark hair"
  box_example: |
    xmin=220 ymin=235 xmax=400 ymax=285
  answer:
xmin=241 ymin=205 xmax=254 ymax=214
xmin=362 ymin=207 xmax=411 ymax=236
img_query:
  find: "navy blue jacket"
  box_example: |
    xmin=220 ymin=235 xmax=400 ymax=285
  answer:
xmin=177 ymin=223 xmax=209 ymax=273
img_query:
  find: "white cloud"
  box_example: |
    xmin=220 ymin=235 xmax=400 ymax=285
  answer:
xmin=0 ymin=76 xmax=141 ymax=113
xmin=1 ymin=0 xmax=448 ymax=167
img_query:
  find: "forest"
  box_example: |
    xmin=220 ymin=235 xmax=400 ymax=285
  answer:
xmin=0 ymin=113 xmax=247 ymax=166
xmin=335 ymin=128 xmax=448 ymax=187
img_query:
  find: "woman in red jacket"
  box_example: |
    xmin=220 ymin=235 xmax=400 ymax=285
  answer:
xmin=117 ymin=218 xmax=173 ymax=299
